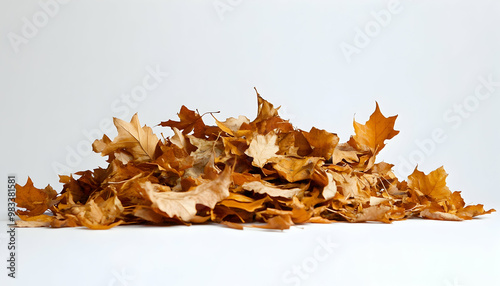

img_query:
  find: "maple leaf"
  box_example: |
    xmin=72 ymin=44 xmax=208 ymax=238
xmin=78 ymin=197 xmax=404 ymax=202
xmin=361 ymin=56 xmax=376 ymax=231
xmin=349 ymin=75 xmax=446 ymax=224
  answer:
xmin=158 ymin=105 xmax=206 ymax=136
xmin=15 ymin=178 xmax=58 ymax=216
xmin=408 ymin=166 xmax=452 ymax=201
xmin=349 ymin=102 xmax=399 ymax=155
xmin=143 ymin=167 xmax=232 ymax=222
xmin=94 ymin=113 xmax=159 ymax=163
xmin=245 ymin=132 xmax=280 ymax=168
xmin=15 ymin=88 xmax=495 ymax=229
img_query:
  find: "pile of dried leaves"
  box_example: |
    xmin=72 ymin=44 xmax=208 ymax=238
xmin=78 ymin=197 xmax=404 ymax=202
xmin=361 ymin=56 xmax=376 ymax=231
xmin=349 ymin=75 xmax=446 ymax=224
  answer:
xmin=15 ymin=90 xmax=495 ymax=229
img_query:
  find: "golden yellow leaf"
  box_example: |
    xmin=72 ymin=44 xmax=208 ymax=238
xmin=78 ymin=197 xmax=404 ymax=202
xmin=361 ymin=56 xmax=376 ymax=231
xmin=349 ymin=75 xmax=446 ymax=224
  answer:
xmin=350 ymin=102 xmax=399 ymax=155
xmin=408 ymin=166 xmax=452 ymax=201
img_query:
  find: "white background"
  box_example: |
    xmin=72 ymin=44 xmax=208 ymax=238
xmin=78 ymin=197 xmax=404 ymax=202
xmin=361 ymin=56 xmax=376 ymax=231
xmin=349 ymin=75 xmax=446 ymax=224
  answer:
xmin=1 ymin=1 xmax=499 ymax=286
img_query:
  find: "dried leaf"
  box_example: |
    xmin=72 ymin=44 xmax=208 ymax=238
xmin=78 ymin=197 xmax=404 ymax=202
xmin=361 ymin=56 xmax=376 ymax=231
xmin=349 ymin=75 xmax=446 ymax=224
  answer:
xmin=144 ymin=167 xmax=231 ymax=221
xmin=242 ymin=180 xmax=305 ymax=199
xmin=15 ymin=89 xmax=494 ymax=229
xmin=245 ymin=132 xmax=280 ymax=168
xmin=94 ymin=113 xmax=159 ymax=162
xmin=15 ymin=178 xmax=57 ymax=216
xmin=408 ymin=166 xmax=452 ymax=201
xmin=349 ymin=102 xmax=399 ymax=155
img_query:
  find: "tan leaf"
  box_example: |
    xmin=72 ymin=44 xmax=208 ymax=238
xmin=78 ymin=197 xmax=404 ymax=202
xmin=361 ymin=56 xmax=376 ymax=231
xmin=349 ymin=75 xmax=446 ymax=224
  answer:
xmin=331 ymin=143 xmax=359 ymax=165
xmin=242 ymin=180 xmax=305 ymax=199
xmin=144 ymin=167 xmax=231 ymax=221
xmin=73 ymin=195 xmax=124 ymax=229
xmin=420 ymin=209 xmax=463 ymax=221
xmin=322 ymin=171 xmax=337 ymax=200
xmin=215 ymin=115 xmax=250 ymax=136
xmin=94 ymin=113 xmax=159 ymax=162
xmin=245 ymin=132 xmax=279 ymax=168
xmin=354 ymin=205 xmax=391 ymax=222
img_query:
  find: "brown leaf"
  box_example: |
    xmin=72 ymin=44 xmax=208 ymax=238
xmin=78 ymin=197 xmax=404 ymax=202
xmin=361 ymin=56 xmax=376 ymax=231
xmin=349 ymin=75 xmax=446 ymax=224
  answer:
xmin=15 ymin=178 xmax=57 ymax=216
xmin=16 ymin=90 xmax=495 ymax=229
xmin=143 ymin=167 xmax=231 ymax=221
xmin=269 ymin=156 xmax=323 ymax=183
xmin=303 ymin=127 xmax=339 ymax=160
xmin=159 ymin=105 xmax=207 ymax=137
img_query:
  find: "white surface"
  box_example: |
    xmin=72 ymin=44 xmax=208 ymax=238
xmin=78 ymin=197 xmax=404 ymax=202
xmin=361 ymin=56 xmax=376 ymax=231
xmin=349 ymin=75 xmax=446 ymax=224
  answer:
xmin=1 ymin=217 xmax=499 ymax=286
xmin=1 ymin=0 xmax=499 ymax=285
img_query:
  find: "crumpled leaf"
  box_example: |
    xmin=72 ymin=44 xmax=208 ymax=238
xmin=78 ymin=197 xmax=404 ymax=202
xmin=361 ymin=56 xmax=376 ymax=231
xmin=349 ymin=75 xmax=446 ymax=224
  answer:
xmin=303 ymin=127 xmax=339 ymax=160
xmin=143 ymin=167 xmax=231 ymax=222
xmin=73 ymin=195 xmax=124 ymax=230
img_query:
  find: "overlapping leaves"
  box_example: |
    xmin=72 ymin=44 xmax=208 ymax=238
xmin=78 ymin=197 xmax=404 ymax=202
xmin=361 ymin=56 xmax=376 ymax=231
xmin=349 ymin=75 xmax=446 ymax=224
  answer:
xmin=15 ymin=91 xmax=495 ymax=229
